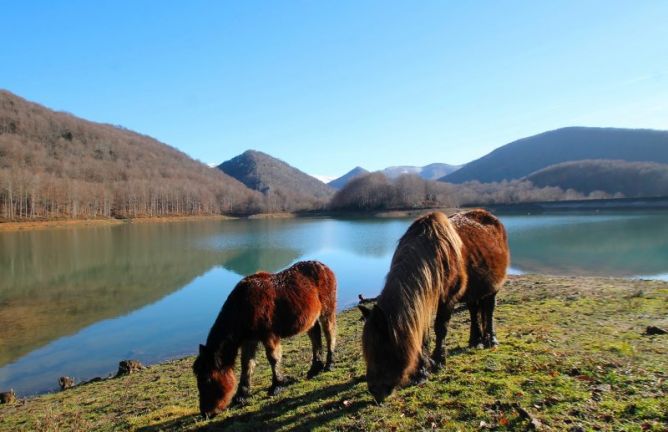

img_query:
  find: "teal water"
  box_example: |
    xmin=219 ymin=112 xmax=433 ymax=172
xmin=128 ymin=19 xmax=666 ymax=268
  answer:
xmin=1 ymin=212 xmax=667 ymax=395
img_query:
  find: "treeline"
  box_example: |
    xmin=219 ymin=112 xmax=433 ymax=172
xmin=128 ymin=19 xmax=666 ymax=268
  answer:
xmin=329 ymin=172 xmax=617 ymax=211
xmin=0 ymin=90 xmax=265 ymax=221
xmin=527 ymin=159 xmax=668 ymax=197
xmin=329 ymin=172 xmax=458 ymax=210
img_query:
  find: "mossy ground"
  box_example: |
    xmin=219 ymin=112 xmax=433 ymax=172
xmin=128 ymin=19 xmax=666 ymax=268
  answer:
xmin=1 ymin=275 xmax=666 ymax=431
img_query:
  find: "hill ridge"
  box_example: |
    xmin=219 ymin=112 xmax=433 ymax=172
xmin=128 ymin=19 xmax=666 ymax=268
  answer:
xmin=218 ymin=149 xmax=334 ymax=211
xmin=442 ymin=126 xmax=668 ymax=183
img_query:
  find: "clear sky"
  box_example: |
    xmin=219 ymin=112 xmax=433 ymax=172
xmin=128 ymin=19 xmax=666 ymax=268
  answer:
xmin=2 ymin=1 xmax=667 ymax=179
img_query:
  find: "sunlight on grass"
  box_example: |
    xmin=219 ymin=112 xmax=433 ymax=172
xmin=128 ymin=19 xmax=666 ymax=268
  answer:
xmin=1 ymin=275 xmax=666 ymax=431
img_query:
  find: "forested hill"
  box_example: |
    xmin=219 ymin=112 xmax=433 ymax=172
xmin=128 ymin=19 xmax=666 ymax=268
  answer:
xmin=526 ymin=159 xmax=668 ymax=197
xmin=442 ymin=127 xmax=668 ymax=183
xmin=218 ymin=150 xmax=334 ymax=211
xmin=0 ymin=90 xmax=262 ymax=221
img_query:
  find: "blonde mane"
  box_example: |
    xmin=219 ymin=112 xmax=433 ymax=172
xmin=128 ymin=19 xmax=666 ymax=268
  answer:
xmin=376 ymin=212 xmax=466 ymax=373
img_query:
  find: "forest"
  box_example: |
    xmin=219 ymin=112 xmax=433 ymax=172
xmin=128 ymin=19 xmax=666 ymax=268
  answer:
xmin=328 ymin=172 xmax=615 ymax=211
xmin=0 ymin=90 xmax=265 ymax=220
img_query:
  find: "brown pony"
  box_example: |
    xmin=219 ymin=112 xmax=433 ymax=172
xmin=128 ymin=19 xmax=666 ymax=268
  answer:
xmin=359 ymin=209 xmax=508 ymax=403
xmin=193 ymin=260 xmax=337 ymax=417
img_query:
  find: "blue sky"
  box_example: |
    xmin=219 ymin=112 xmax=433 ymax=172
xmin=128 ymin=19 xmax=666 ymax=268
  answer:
xmin=2 ymin=1 xmax=667 ymax=179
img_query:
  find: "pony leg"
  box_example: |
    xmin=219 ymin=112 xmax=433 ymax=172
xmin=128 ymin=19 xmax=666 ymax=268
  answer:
xmin=481 ymin=293 xmax=499 ymax=348
xmin=306 ymin=321 xmax=325 ymax=379
xmin=468 ymin=300 xmax=485 ymax=349
xmin=264 ymin=337 xmax=294 ymax=396
xmin=321 ymin=312 xmax=337 ymax=371
xmin=431 ymin=301 xmax=453 ymax=371
xmin=232 ymin=340 xmax=258 ymax=406
xmin=411 ymin=333 xmax=435 ymax=384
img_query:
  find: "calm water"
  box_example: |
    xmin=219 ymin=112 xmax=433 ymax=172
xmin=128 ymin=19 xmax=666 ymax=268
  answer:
xmin=1 ymin=212 xmax=667 ymax=395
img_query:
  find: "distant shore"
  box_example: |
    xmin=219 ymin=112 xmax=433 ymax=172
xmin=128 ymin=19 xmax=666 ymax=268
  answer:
xmin=2 ymin=198 xmax=667 ymax=232
xmin=0 ymin=208 xmax=459 ymax=232
xmin=0 ymin=215 xmax=237 ymax=232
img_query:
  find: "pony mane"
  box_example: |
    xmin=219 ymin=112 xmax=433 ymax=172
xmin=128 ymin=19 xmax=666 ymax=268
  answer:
xmin=376 ymin=212 xmax=465 ymax=367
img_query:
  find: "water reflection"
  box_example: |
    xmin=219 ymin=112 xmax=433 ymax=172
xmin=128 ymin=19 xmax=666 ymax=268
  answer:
xmin=0 ymin=223 xmax=226 ymax=367
xmin=1 ymin=212 xmax=668 ymax=395
xmin=505 ymin=213 xmax=668 ymax=276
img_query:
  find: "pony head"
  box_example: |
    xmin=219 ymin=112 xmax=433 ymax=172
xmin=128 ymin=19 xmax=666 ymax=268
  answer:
xmin=359 ymin=304 xmax=413 ymax=403
xmin=192 ymin=344 xmax=236 ymax=418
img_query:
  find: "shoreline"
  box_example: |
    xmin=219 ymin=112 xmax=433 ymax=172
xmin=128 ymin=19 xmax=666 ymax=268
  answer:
xmin=0 ymin=209 xmax=453 ymax=232
xmin=0 ymin=215 xmax=238 ymax=232
xmin=2 ymin=201 xmax=667 ymax=232
xmin=1 ymin=274 xmax=666 ymax=431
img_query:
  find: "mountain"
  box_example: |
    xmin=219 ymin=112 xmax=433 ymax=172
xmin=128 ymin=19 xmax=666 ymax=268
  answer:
xmin=383 ymin=163 xmax=461 ymax=180
xmin=328 ymin=166 xmax=369 ymax=190
xmin=442 ymin=127 xmax=668 ymax=184
xmin=526 ymin=159 xmax=668 ymax=198
xmin=218 ymin=150 xmax=334 ymax=211
xmin=0 ymin=90 xmax=261 ymax=221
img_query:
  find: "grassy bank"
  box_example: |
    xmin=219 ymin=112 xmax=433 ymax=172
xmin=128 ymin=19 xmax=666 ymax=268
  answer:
xmin=1 ymin=275 xmax=666 ymax=431
xmin=0 ymin=207 xmax=461 ymax=232
xmin=0 ymin=215 xmax=238 ymax=232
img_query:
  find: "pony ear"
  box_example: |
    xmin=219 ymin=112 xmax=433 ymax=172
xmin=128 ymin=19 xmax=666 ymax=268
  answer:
xmin=358 ymin=305 xmax=372 ymax=321
xmin=372 ymin=304 xmax=388 ymax=327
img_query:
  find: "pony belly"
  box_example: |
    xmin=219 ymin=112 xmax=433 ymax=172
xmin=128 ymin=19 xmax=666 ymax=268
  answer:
xmin=273 ymin=299 xmax=322 ymax=338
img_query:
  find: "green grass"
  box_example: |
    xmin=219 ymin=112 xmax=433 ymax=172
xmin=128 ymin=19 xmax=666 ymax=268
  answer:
xmin=1 ymin=275 xmax=666 ymax=431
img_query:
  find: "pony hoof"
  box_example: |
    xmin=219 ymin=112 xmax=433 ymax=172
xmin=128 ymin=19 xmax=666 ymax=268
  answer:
xmin=268 ymin=386 xmax=283 ymax=397
xmin=431 ymin=358 xmax=445 ymax=372
xmin=270 ymin=376 xmax=296 ymax=394
xmin=323 ymin=362 xmax=334 ymax=372
xmin=469 ymin=340 xmax=485 ymax=349
xmin=282 ymin=376 xmax=297 ymax=386
xmin=307 ymin=361 xmax=325 ymax=379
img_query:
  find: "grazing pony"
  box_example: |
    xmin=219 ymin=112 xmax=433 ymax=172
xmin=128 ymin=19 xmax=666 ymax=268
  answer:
xmin=359 ymin=209 xmax=508 ymax=403
xmin=193 ymin=260 xmax=337 ymax=417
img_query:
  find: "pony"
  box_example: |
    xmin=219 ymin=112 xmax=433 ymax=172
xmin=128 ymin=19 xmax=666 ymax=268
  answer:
xmin=193 ymin=260 xmax=337 ymax=418
xmin=358 ymin=209 xmax=509 ymax=403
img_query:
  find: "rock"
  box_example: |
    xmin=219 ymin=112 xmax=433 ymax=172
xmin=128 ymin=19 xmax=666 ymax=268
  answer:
xmin=0 ymin=390 xmax=16 ymax=404
xmin=593 ymin=383 xmax=612 ymax=393
xmin=83 ymin=376 xmax=103 ymax=385
xmin=116 ymin=359 xmax=144 ymax=377
xmin=644 ymin=325 xmax=667 ymax=335
xmin=514 ymin=404 xmax=543 ymax=430
xmin=59 ymin=376 xmax=75 ymax=390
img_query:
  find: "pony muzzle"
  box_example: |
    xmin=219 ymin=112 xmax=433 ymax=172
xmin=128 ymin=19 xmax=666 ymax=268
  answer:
xmin=368 ymin=383 xmax=393 ymax=405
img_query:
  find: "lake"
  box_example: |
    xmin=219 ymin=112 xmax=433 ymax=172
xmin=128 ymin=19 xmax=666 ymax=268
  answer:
xmin=1 ymin=212 xmax=667 ymax=395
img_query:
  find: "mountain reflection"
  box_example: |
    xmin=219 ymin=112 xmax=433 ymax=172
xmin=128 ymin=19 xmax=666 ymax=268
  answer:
xmin=0 ymin=222 xmax=226 ymax=366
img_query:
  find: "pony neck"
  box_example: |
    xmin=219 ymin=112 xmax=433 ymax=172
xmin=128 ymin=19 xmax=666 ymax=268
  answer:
xmin=205 ymin=316 xmax=240 ymax=369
